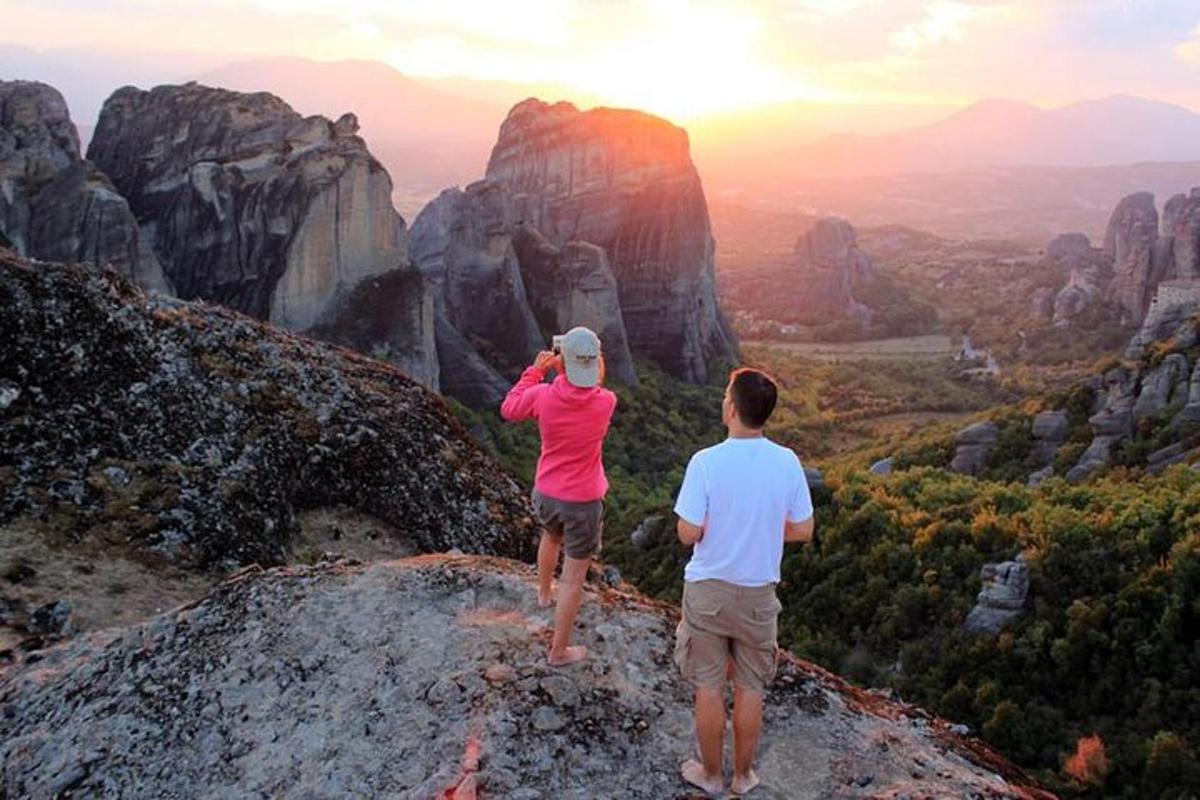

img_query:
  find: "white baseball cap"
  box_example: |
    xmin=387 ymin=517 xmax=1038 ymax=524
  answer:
xmin=555 ymin=326 xmax=601 ymax=388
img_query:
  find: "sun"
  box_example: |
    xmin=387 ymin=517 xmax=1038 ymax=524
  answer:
xmin=568 ymin=5 xmax=804 ymax=121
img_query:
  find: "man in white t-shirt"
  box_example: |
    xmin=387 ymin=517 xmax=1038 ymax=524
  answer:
xmin=673 ymin=367 xmax=814 ymax=796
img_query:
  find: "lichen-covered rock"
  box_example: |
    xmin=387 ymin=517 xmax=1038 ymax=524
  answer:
xmin=485 ymin=99 xmax=736 ymax=383
xmin=0 ymin=555 xmax=1054 ymax=800
xmin=512 ymin=224 xmax=637 ymax=386
xmin=949 ymin=421 xmax=999 ymax=476
xmin=0 ymin=80 xmax=165 ymax=290
xmin=0 ymin=251 xmax=534 ymax=569
xmin=87 ymin=83 xmax=437 ymax=387
xmin=964 ymin=559 xmax=1030 ymax=634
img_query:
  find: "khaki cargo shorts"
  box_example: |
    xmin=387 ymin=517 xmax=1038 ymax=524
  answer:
xmin=531 ymin=489 xmax=604 ymax=560
xmin=674 ymin=579 xmax=782 ymax=693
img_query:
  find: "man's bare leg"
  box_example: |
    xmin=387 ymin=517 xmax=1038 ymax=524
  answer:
xmin=731 ymin=686 xmax=764 ymax=794
xmin=547 ymin=554 xmax=590 ymax=665
xmin=681 ymin=686 xmax=725 ymax=794
xmin=536 ymin=533 xmax=561 ymax=607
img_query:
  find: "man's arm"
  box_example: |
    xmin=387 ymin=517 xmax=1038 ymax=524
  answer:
xmin=785 ymin=516 xmax=814 ymax=544
xmin=677 ymin=517 xmax=704 ymax=546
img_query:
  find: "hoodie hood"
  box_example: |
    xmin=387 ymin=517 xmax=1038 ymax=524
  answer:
xmin=552 ymin=373 xmax=601 ymax=404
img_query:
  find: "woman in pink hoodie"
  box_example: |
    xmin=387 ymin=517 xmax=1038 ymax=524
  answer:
xmin=500 ymin=326 xmax=618 ymax=666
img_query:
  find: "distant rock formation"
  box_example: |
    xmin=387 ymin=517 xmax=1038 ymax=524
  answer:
xmin=0 ymin=251 xmax=535 ymax=570
xmin=785 ymin=217 xmax=874 ymax=325
xmin=485 ymin=99 xmax=736 ymax=383
xmin=1045 ymin=233 xmax=1111 ymax=327
xmin=0 ymin=80 xmax=165 ymax=290
xmin=1104 ymin=192 xmax=1163 ymax=323
xmin=88 ymin=82 xmax=437 ymax=388
xmin=0 ymin=554 xmax=1055 ymax=799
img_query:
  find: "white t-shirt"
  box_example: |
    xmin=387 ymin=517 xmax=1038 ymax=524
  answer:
xmin=674 ymin=436 xmax=814 ymax=587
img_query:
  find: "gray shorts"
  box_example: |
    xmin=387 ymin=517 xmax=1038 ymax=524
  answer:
xmin=531 ymin=489 xmax=604 ymax=560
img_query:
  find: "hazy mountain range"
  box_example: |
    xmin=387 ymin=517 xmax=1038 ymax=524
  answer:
xmin=8 ymin=49 xmax=1200 ymax=236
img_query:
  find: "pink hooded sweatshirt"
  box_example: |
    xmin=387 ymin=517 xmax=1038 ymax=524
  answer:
xmin=500 ymin=367 xmax=618 ymax=502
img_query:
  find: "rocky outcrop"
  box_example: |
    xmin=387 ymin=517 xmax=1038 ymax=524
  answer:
xmin=0 ymin=251 xmax=535 ymax=569
xmin=0 ymin=554 xmax=1054 ymax=799
xmin=512 ymin=224 xmax=637 ymax=385
xmin=1045 ymin=233 xmax=1111 ymax=327
xmin=1160 ymin=189 xmax=1200 ymax=281
xmin=0 ymin=80 xmax=165 ymax=290
xmin=1133 ymin=353 xmax=1189 ymax=419
xmin=1125 ymin=280 xmax=1200 ymax=358
xmin=485 ymin=99 xmax=736 ymax=383
xmin=1066 ymin=367 xmax=1138 ymax=482
xmin=409 ymin=181 xmax=545 ymax=400
xmin=964 ymin=558 xmax=1030 ymax=635
xmin=1028 ymin=409 xmax=1068 ymax=468
xmin=87 ymin=82 xmax=437 ymax=387
xmin=1104 ymin=192 xmax=1163 ymax=324
xmin=949 ymin=421 xmax=999 ymax=476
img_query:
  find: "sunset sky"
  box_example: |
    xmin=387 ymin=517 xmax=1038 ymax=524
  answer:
xmin=3 ymin=0 xmax=1200 ymax=119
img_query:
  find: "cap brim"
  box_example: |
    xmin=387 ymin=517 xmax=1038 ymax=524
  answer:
xmin=564 ymin=359 xmax=600 ymax=388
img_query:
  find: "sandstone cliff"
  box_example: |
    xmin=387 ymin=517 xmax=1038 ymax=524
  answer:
xmin=0 ymin=80 xmax=165 ymax=290
xmin=1104 ymin=191 xmax=1164 ymax=323
xmin=485 ymin=99 xmax=736 ymax=383
xmin=0 ymin=554 xmax=1055 ymax=799
xmin=0 ymin=250 xmax=534 ymax=572
xmin=87 ymin=82 xmax=437 ymax=387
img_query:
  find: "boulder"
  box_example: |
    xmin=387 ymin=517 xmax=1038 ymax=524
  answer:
xmin=869 ymin=458 xmax=894 ymax=476
xmin=964 ymin=559 xmax=1030 ymax=634
xmin=949 ymin=421 xmax=999 ymax=476
xmin=1027 ymin=466 xmax=1054 ymax=487
xmin=1028 ymin=409 xmax=1068 ymax=468
xmin=804 ymin=465 xmax=826 ymax=493
xmin=485 ymin=99 xmax=736 ymax=383
xmin=1175 ymin=360 xmax=1200 ymax=426
xmin=1044 ymin=233 xmax=1112 ymax=327
xmin=0 ymin=555 xmax=1055 ymax=799
xmin=630 ymin=514 xmax=669 ymax=550
xmin=88 ymin=83 xmax=437 ymax=388
xmin=0 ymin=80 xmax=165 ymax=290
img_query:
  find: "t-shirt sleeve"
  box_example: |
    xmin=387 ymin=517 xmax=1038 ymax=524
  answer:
xmin=674 ymin=453 xmax=707 ymax=527
xmin=788 ymin=459 xmax=814 ymax=523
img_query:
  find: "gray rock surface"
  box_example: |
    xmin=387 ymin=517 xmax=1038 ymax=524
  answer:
xmin=869 ymin=457 xmax=894 ymax=476
xmin=88 ymin=82 xmax=437 ymax=387
xmin=964 ymin=559 xmax=1030 ymax=634
xmin=1045 ymin=233 xmax=1111 ymax=327
xmin=1175 ymin=360 xmax=1200 ymax=426
xmin=512 ymin=224 xmax=638 ymax=386
xmin=1028 ymin=409 xmax=1068 ymax=468
xmin=1125 ymin=280 xmax=1200 ymax=359
xmin=0 ymin=555 xmax=1054 ymax=800
xmin=949 ymin=421 xmax=999 ymax=476
xmin=0 ymin=80 xmax=165 ymax=289
xmin=1105 ymin=191 xmax=1163 ymax=324
xmin=786 ymin=217 xmax=874 ymax=325
xmin=630 ymin=515 xmax=670 ymax=550
xmin=1027 ymin=466 xmax=1054 ymax=487
xmin=0 ymin=251 xmax=535 ymax=569
xmin=1133 ymin=353 xmax=1189 ymax=419
xmin=409 ymin=181 xmax=546 ymax=399
xmin=1067 ymin=367 xmax=1138 ymax=481
xmin=485 ymin=99 xmax=736 ymax=383
xmin=803 ymin=465 xmax=826 ymax=493
xmin=1160 ymin=189 xmax=1200 ymax=281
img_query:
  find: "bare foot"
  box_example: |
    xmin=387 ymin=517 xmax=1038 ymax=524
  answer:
xmin=731 ymin=769 xmax=760 ymax=795
xmin=547 ymin=645 xmax=588 ymax=666
xmin=537 ymin=585 xmax=554 ymax=608
xmin=680 ymin=758 xmax=724 ymax=796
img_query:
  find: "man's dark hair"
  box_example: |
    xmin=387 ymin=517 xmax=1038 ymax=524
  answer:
xmin=728 ymin=368 xmax=778 ymax=429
